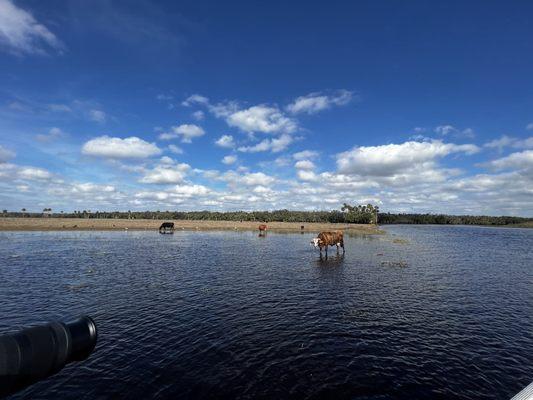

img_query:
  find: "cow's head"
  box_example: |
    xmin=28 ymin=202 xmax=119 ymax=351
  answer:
xmin=310 ymin=237 xmax=321 ymax=248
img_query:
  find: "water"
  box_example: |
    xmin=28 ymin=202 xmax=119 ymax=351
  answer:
xmin=0 ymin=225 xmax=532 ymax=399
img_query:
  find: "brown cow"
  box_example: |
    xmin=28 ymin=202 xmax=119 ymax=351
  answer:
xmin=258 ymin=224 xmax=267 ymax=231
xmin=311 ymin=231 xmax=344 ymax=258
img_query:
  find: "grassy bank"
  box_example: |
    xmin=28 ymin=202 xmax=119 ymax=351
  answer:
xmin=0 ymin=218 xmax=383 ymax=234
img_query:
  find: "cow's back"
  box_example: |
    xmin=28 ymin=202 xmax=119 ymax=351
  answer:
xmin=318 ymin=231 xmax=343 ymax=245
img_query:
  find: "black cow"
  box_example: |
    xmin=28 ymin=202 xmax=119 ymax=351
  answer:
xmin=159 ymin=222 xmax=175 ymax=234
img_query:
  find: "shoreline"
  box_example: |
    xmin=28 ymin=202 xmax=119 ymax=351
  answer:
xmin=0 ymin=218 xmax=383 ymax=234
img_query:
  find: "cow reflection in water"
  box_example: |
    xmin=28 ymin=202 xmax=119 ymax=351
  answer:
xmin=316 ymin=252 xmax=345 ymax=266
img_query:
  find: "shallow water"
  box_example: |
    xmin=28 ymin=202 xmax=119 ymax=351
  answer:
xmin=0 ymin=225 xmax=532 ymax=399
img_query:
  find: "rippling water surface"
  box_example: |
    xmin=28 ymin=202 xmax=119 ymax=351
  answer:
xmin=0 ymin=225 xmax=532 ymax=399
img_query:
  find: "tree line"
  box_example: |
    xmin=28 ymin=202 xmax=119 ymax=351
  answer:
xmin=2 ymin=206 xmax=531 ymax=226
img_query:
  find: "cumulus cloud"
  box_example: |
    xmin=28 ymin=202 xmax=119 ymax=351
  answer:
xmin=484 ymin=150 xmax=533 ymax=171
xmin=72 ymin=183 xmax=116 ymax=193
xmin=0 ymin=0 xmax=64 ymax=55
xmin=336 ymin=140 xmax=479 ymax=176
xmin=172 ymin=184 xmax=210 ymax=196
xmin=434 ymin=125 xmax=475 ymax=138
xmin=484 ymin=135 xmax=533 ymax=151
xmin=238 ymin=134 xmax=293 ymax=153
xmin=286 ymin=90 xmax=353 ymax=115
xmin=158 ymin=124 xmax=205 ymax=143
xmin=181 ymin=94 xmax=298 ymax=135
xmin=222 ymin=155 xmax=237 ymax=165
xmin=47 ymin=103 xmax=71 ymax=113
xmin=167 ymin=144 xmax=184 ymax=154
xmin=89 ymin=109 xmax=106 ymax=123
xmin=296 ymin=170 xmax=318 ymax=181
xmin=82 ymin=136 xmax=162 ymax=159
xmin=182 ymin=94 xmax=209 ymax=107
xmin=240 ymin=172 xmax=275 ymax=186
xmin=227 ymin=105 xmax=297 ymax=134
xmin=219 ymin=171 xmax=276 ymax=187
xmin=215 ymin=135 xmax=235 ymax=148
xmin=139 ymin=162 xmax=191 ymax=184
xmin=35 ymin=127 xmax=66 ymax=143
xmin=293 ymin=150 xmax=319 ymax=160
xmin=0 ymin=163 xmax=52 ymax=181
xmin=134 ymin=184 xmax=210 ymax=204
xmin=192 ymin=110 xmax=204 ymax=120
xmin=294 ymin=160 xmax=315 ymax=170
xmin=0 ymin=145 xmax=15 ymax=162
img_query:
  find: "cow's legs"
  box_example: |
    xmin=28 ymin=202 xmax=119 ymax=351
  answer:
xmin=341 ymin=240 xmax=345 ymax=253
xmin=325 ymin=246 xmax=328 ymax=259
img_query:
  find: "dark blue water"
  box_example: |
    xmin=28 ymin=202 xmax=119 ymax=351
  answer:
xmin=0 ymin=225 xmax=532 ymax=399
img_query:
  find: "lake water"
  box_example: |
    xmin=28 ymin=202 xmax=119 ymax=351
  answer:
xmin=0 ymin=225 xmax=532 ymax=399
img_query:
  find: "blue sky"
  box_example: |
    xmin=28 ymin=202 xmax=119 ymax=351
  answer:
xmin=0 ymin=0 xmax=532 ymax=215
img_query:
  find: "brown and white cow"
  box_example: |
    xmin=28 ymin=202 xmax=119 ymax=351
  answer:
xmin=311 ymin=231 xmax=344 ymax=258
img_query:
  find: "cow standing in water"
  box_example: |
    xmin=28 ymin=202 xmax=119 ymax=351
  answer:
xmin=258 ymin=224 xmax=267 ymax=237
xmin=311 ymin=231 xmax=344 ymax=259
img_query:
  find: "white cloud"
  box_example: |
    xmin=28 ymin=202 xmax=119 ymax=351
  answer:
xmin=485 ymin=150 xmax=533 ymax=171
xmin=337 ymin=140 xmax=479 ymax=176
xmin=158 ymin=124 xmax=205 ymax=143
xmin=241 ymin=172 xmax=276 ymax=186
xmin=293 ymin=150 xmax=319 ymax=160
xmin=526 ymin=123 xmax=533 ymax=131
xmin=222 ymin=155 xmax=237 ymax=165
xmin=36 ymin=127 xmax=66 ymax=143
xmin=182 ymin=94 xmax=209 ymax=107
xmin=238 ymin=134 xmax=293 ymax=153
xmin=192 ymin=110 xmax=205 ymax=121
xmin=0 ymin=0 xmax=64 ymax=55
xmin=181 ymin=95 xmax=297 ymax=135
xmin=297 ymin=170 xmax=318 ymax=181
xmin=167 ymin=144 xmax=184 ymax=154
xmin=156 ymin=94 xmax=173 ymax=101
xmin=82 ymin=136 xmax=162 ymax=159
xmin=134 ymin=184 xmax=210 ymax=203
xmin=172 ymin=184 xmax=210 ymax=196
xmin=294 ymin=160 xmax=315 ymax=170
xmin=0 ymin=145 xmax=15 ymax=162
xmin=18 ymin=166 xmax=52 ymax=180
xmin=286 ymin=90 xmax=352 ymax=115
xmin=215 ymin=134 xmax=235 ymax=148
xmin=434 ymin=125 xmax=456 ymax=136
xmin=159 ymin=156 xmax=174 ymax=164
xmin=484 ymin=135 xmax=533 ymax=150
xmin=139 ymin=163 xmax=190 ymax=184
xmin=253 ymin=185 xmax=273 ymax=194
xmin=89 ymin=109 xmax=106 ymax=123
xmin=47 ymin=104 xmax=71 ymax=112
xmin=227 ymin=105 xmax=297 ymax=134
xmin=219 ymin=171 xmax=276 ymax=187
xmin=434 ymin=125 xmax=475 ymax=138
xmin=72 ymin=183 xmax=116 ymax=193
xmin=0 ymin=163 xmax=53 ymax=181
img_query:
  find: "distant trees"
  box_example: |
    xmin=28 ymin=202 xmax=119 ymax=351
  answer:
xmin=341 ymin=203 xmax=379 ymax=224
xmin=2 ymin=206 xmax=531 ymax=226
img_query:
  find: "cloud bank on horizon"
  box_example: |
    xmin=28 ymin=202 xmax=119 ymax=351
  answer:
xmin=0 ymin=0 xmax=532 ymax=216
